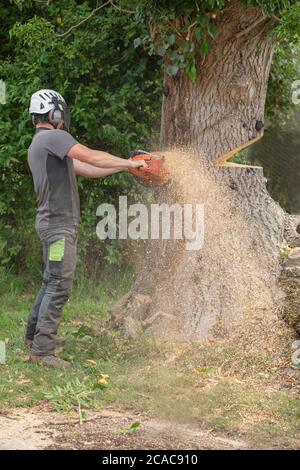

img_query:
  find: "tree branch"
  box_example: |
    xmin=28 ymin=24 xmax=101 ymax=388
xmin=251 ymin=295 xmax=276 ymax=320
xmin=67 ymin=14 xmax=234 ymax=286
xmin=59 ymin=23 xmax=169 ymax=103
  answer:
xmin=55 ymin=0 xmax=131 ymax=38
xmin=166 ymin=20 xmax=185 ymax=40
xmin=272 ymin=15 xmax=281 ymax=24
xmin=235 ymin=16 xmax=268 ymax=39
xmin=235 ymin=14 xmax=281 ymax=40
xmin=110 ymin=1 xmax=134 ymax=15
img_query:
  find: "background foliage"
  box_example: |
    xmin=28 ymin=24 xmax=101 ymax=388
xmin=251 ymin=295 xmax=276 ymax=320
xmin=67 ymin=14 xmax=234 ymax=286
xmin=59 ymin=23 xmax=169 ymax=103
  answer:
xmin=0 ymin=0 xmax=299 ymax=277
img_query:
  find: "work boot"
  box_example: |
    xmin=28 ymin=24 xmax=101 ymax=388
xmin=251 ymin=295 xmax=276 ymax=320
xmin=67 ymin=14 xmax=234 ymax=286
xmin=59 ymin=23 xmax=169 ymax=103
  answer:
xmin=28 ymin=354 xmax=70 ymax=369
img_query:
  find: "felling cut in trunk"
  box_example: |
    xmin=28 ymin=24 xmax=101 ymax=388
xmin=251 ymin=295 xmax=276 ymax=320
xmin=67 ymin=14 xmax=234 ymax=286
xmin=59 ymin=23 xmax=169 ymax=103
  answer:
xmin=110 ymin=2 xmax=300 ymax=342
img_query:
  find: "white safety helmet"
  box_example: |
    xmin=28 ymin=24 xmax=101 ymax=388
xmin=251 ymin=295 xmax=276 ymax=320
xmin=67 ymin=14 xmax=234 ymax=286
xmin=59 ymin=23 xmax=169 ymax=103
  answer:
xmin=29 ymin=89 xmax=70 ymax=130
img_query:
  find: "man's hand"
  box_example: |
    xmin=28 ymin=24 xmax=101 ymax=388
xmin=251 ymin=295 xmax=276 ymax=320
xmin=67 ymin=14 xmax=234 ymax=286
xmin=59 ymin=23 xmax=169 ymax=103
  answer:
xmin=129 ymin=159 xmax=148 ymax=170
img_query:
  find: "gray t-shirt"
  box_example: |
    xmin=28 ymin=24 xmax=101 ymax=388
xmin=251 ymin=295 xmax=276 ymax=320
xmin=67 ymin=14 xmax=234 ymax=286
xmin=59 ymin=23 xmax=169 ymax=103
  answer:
xmin=28 ymin=128 xmax=80 ymax=230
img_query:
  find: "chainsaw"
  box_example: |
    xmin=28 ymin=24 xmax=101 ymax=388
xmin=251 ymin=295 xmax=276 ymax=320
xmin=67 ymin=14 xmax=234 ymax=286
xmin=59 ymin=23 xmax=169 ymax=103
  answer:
xmin=129 ymin=150 xmax=169 ymax=186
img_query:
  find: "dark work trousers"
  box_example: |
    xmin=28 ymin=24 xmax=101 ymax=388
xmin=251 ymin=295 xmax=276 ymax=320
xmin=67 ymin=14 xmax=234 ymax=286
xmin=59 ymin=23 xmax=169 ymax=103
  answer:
xmin=26 ymin=227 xmax=77 ymax=356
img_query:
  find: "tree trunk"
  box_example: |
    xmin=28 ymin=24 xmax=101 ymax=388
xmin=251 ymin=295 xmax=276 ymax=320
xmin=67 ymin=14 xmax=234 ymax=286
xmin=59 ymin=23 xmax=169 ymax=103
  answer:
xmin=110 ymin=2 xmax=298 ymax=340
xmin=161 ymin=3 xmax=272 ymax=159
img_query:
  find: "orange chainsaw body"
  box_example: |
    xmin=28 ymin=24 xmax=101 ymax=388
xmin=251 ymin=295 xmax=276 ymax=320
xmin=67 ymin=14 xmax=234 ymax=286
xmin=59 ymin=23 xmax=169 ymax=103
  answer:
xmin=130 ymin=152 xmax=169 ymax=186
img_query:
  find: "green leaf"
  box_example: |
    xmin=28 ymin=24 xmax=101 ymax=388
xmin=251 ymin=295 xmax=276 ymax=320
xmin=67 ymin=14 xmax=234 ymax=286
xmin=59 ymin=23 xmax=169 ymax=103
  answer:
xmin=208 ymin=24 xmax=217 ymax=38
xmin=186 ymin=63 xmax=197 ymax=82
xmin=166 ymin=64 xmax=179 ymax=76
xmin=199 ymin=41 xmax=212 ymax=57
xmin=129 ymin=421 xmax=140 ymax=432
xmin=167 ymin=34 xmax=176 ymax=45
xmin=119 ymin=421 xmax=141 ymax=434
xmin=169 ymin=50 xmax=179 ymax=61
xmin=198 ymin=15 xmax=210 ymax=27
xmin=194 ymin=27 xmax=203 ymax=41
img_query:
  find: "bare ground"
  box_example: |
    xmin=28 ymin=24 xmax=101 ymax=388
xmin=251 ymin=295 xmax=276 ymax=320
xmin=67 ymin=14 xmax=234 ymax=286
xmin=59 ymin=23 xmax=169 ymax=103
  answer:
xmin=0 ymin=406 xmax=248 ymax=450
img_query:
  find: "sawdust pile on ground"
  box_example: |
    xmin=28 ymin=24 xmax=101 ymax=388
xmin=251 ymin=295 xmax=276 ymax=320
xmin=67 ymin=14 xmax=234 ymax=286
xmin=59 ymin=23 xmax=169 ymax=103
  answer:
xmin=146 ymin=148 xmax=287 ymax=352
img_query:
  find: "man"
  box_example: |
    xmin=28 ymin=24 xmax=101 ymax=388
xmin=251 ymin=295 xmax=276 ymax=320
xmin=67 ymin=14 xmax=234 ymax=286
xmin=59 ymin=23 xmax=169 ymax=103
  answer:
xmin=25 ymin=89 xmax=146 ymax=368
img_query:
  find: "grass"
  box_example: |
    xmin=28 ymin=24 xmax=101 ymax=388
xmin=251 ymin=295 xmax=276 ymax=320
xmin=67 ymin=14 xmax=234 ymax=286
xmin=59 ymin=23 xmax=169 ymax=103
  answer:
xmin=0 ymin=271 xmax=300 ymax=449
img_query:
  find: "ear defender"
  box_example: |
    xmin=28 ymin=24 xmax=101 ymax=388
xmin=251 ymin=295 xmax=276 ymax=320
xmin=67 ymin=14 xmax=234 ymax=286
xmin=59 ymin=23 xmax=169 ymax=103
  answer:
xmin=48 ymin=97 xmax=64 ymax=128
xmin=49 ymin=108 xmax=63 ymax=125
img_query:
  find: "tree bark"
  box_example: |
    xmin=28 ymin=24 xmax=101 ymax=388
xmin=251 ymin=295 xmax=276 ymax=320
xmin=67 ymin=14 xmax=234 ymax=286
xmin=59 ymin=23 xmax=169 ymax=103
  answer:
xmin=110 ymin=2 xmax=298 ymax=340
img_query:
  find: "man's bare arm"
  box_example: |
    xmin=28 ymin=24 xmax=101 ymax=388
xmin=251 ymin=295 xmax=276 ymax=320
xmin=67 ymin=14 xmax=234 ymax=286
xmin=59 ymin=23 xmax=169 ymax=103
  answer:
xmin=68 ymin=144 xmax=146 ymax=171
xmin=73 ymin=159 xmax=123 ymax=178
